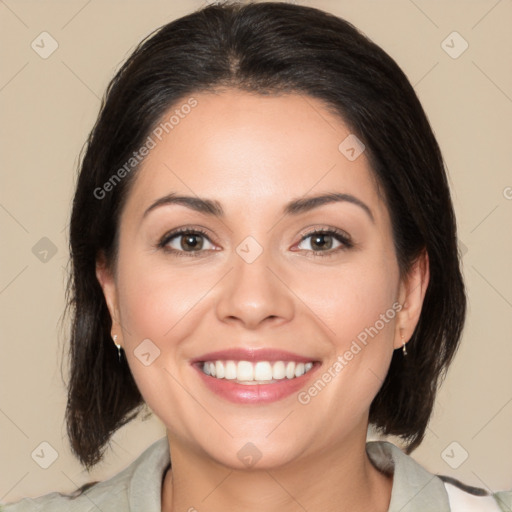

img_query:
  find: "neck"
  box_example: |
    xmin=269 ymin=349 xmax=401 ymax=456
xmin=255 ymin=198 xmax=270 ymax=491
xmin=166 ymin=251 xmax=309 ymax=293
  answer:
xmin=161 ymin=428 xmax=393 ymax=512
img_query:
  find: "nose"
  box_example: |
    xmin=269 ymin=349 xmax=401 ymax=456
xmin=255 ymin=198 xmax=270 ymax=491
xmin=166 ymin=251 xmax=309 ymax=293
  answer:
xmin=215 ymin=246 xmax=295 ymax=330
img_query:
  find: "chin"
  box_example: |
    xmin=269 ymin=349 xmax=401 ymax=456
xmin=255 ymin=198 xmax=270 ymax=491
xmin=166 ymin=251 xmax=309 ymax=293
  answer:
xmin=195 ymin=431 xmax=311 ymax=471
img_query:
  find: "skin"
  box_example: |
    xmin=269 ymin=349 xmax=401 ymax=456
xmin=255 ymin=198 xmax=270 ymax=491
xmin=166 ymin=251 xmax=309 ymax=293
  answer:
xmin=96 ymin=89 xmax=429 ymax=512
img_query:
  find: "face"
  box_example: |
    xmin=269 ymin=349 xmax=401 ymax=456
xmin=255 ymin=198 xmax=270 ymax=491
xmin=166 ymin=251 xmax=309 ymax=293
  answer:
xmin=97 ymin=89 xmax=426 ymax=469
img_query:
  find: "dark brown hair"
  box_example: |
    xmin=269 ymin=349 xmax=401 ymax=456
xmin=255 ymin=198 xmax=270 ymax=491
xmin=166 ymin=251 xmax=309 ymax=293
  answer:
xmin=65 ymin=0 xmax=466 ymax=469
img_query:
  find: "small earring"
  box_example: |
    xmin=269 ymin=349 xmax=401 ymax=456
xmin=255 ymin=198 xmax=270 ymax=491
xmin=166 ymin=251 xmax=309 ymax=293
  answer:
xmin=401 ymin=333 xmax=407 ymax=356
xmin=113 ymin=334 xmax=122 ymax=362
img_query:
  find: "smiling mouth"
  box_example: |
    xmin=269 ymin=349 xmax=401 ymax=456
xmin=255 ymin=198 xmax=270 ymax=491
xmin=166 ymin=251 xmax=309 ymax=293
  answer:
xmin=199 ymin=360 xmax=315 ymax=385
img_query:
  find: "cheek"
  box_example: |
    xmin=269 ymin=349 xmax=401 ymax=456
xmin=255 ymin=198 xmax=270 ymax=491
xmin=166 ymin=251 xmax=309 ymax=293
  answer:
xmin=114 ymin=260 xmax=200 ymax=433
xmin=297 ymin=255 xmax=399 ymax=345
xmin=116 ymin=255 xmax=208 ymax=343
xmin=113 ymin=254 xmax=224 ymax=417
xmin=293 ymin=253 xmax=400 ymax=410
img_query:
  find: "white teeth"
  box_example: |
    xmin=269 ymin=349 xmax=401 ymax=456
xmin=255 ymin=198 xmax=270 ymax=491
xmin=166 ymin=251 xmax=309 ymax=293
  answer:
xmin=285 ymin=361 xmax=295 ymax=379
xmin=215 ymin=360 xmax=225 ymax=379
xmin=237 ymin=361 xmax=254 ymax=381
xmin=272 ymin=361 xmax=286 ymax=380
xmin=225 ymin=360 xmax=237 ymax=380
xmin=201 ymin=359 xmax=315 ymax=383
xmin=254 ymin=361 xmax=273 ymax=381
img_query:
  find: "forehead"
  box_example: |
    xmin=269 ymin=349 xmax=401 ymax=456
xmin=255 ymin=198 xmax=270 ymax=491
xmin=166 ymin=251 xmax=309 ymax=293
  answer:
xmin=122 ymin=90 xmax=386 ymax=223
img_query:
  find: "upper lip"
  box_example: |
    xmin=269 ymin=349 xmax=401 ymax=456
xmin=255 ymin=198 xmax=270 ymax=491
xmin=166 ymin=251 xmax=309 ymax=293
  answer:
xmin=191 ymin=348 xmax=318 ymax=364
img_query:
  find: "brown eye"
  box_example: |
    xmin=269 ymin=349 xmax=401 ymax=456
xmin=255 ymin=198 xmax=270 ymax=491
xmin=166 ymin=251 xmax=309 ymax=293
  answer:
xmin=180 ymin=233 xmax=204 ymax=251
xmin=296 ymin=228 xmax=353 ymax=256
xmin=158 ymin=228 xmax=215 ymax=256
xmin=309 ymin=233 xmax=335 ymax=251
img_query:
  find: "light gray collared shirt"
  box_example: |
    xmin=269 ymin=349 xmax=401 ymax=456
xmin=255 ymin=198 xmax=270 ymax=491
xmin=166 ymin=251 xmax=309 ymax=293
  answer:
xmin=2 ymin=437 xmax=510 ymax=511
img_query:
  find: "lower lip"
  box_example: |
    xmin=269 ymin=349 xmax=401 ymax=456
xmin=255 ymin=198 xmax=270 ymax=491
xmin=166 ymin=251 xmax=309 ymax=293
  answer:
xmin=193 ymin=363 xmax=320 ymax=404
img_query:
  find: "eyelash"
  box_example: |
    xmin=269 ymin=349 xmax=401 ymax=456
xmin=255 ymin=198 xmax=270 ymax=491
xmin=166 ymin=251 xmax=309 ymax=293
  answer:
xmin=156 ymin=226 xmax=354 ymax=258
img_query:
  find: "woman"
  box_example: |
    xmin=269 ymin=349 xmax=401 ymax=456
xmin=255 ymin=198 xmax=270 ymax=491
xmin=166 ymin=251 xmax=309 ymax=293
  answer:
xmin=2 ymin=1 xmax=510 ymax=511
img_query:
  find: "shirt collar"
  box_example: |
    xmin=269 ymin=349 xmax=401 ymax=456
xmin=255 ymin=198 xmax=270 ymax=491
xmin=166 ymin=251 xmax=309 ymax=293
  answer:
xmin=366 ymin=440 xmax=450 ymax=511
xmin=129 ymin=437 xmax=170 ymax=511
xmin=128 ymin=437 xmax=450 ymax=512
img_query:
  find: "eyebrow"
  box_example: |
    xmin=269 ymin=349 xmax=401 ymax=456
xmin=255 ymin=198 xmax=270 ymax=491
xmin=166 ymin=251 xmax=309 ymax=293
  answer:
xmin=142 ymin=192 xmax=374 ymax=223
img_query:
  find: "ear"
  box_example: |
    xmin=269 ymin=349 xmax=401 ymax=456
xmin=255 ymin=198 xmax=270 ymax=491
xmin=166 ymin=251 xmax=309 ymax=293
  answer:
xmin=394 ymin=249 xmax=430 ymax=349
xmin=95 ymin=250 xmax=122 ymax=343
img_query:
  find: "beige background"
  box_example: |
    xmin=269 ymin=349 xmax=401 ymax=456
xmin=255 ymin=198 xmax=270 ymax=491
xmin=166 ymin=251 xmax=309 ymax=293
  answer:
xmin=1 ymin=0 xmax=511 ymax=503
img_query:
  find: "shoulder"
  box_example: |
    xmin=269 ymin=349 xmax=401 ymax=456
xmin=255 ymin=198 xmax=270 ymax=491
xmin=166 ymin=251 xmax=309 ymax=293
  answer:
xmin=366 ymin=440 xmax=510 ymax=511
xmin=0 ymin=437 xmax=170 ymax=512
